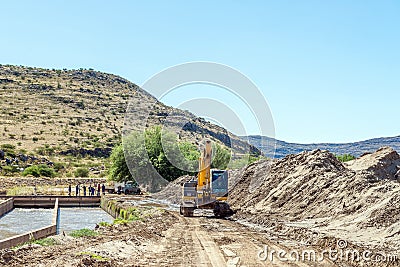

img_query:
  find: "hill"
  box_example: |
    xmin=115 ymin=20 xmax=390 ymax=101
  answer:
xmin=243 ymin=135 xmax=400 ymax=158
xmin=0 ymin=64 xmax=259 ymax=178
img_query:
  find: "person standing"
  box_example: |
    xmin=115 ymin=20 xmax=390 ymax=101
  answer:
xmin=91 ymin=186 xmax=95 ymax=196
xmin=83 ymin=185 xmax=86 ymax=196
xmin=68 ymin=184 xmax=71 ymax=196
xmin=76 ymin=184 xmax=80 ymax=196
xmin=101 ymin=184 xmax=106 ymax=195
xmin=97 ymin=183 xmax=101 ymax=196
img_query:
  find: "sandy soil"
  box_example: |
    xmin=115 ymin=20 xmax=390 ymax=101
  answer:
xmin=0 ymin=207 xmax=339 ymax=267
xmin=2 ymin=147 xmax=400 ymax=266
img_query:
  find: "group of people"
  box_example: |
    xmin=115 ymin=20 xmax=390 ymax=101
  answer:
xmin=68 ymin=183 xmax=106 ymax=196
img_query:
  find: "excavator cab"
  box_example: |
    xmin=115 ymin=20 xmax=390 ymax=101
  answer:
xmin=211 ymin=169 xmax=228 ymax=199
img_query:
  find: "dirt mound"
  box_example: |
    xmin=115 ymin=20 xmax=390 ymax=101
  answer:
xmin=152 ymin=175 xmax=194 ymax=204
xmin=228 ymin=147 xmax=400 ymax=253
xmin=346 ymin=146 xmax=400 ymax=180
xmin=229 ymin=149 xmax=354 ymax=219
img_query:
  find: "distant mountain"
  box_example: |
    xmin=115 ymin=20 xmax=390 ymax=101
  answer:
xmin=242 ymin=135 xmax=400 ymax=158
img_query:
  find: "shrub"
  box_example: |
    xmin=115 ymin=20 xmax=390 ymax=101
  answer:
xmin=1 ymin=144 xmax=16 ymax=157
xmin=336 ymin=154 xmax=356 ymax=162
xmin=36 ymin=145 xmax=55 ymax=156
xmin=22 ymin=164 xmax=56 ymax=178
xmin=2 ymin=166 xmax=20 ymax=175
xmin=1 ymin=144 xmax=15 ymax=150
xmin=74 ymin=167 xmax=89 ymax=178
xmin=53 ymin=162 xmax=65 ymax=172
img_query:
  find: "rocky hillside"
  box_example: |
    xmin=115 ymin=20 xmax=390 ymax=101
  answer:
xmin=244 ymin=135 xmax=400 ymax=158
xmin=0 ymin=65 xmax=259 ymax=179
xmin=0 ymin=65 xmax=258 ymax=154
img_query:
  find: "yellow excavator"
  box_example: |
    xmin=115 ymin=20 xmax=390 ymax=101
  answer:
xmin=179 ymin=140 xmax=234 ymax=217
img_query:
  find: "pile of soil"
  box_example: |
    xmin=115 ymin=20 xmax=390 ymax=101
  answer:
xmin=345 ymin=146 xmax=400 ymax=181
xmin=152 ymin=175 xmax=193 ymax=204
xmin=228 ymin=146 xmax=400 ymax=253
xmin=229 ymin=149 xmax=353 ymax=219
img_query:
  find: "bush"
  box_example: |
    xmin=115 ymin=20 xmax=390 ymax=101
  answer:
xmin=336 ymin=154 xmax=356 ymax=162
xmin=36 ymin=145 xmax=55 ymax=156
xmin=22 ymin=164 xmax=56 ymax=178
xmin=1 ymin=144 xmax=15 ymax=150
xmin=1 ymin=144 xmax=16 ymax=157
xmin=74 ymin=167 xmax=89 ymax=177
xmin=53 ymin=162 xmax=65 ymax=172
xmin=2 ymin=165 xmax=20 ymax=175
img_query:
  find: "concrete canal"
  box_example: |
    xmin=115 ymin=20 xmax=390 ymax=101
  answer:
xmin=0 ymin=207 xmax=113 ymax=240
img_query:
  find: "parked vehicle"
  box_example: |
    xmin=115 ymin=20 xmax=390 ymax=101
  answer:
xmin=114 ymin=181 xmax=141 ymax=195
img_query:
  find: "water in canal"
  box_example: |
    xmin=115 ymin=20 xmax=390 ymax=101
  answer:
xmin=0 ymin=207 xmax=113 ymax=240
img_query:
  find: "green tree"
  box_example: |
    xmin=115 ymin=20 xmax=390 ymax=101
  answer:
xmin=108 ymin=126 xmax=201 ymax=186
xmin=108 ymin=143 xmax=131 ymax=182
xmin=227 ymin=154 xmax=264 ymax=169
xmin=211 ymin=143 xmax=231 ymax=169
xmin=336 ymin=154 xmax=356 ymax=162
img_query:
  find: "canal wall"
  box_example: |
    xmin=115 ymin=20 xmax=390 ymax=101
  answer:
xmin=0 ymin=198 xmax=59 ymax=250
xmin=2 ymin=196 xmax=101 ymax=208
xmin=0 ymin=224 xmax=57 ymax=250
xmin=100 ymin=196 xmax=118 ymax=218
xmin=100 ymin=196 xmax=138 ymax=220
xmin=0 ymin=198 xmax=13 ymax=217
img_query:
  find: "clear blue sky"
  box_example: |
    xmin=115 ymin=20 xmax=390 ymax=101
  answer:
xmin=1 ymin=1 xmax=399 ymax=143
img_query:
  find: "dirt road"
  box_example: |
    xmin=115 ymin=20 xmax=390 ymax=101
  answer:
xmin=135 ymin=211 xmax=334 ymax=267
xmin=1 ymin=207 xmax=337 ymax=267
